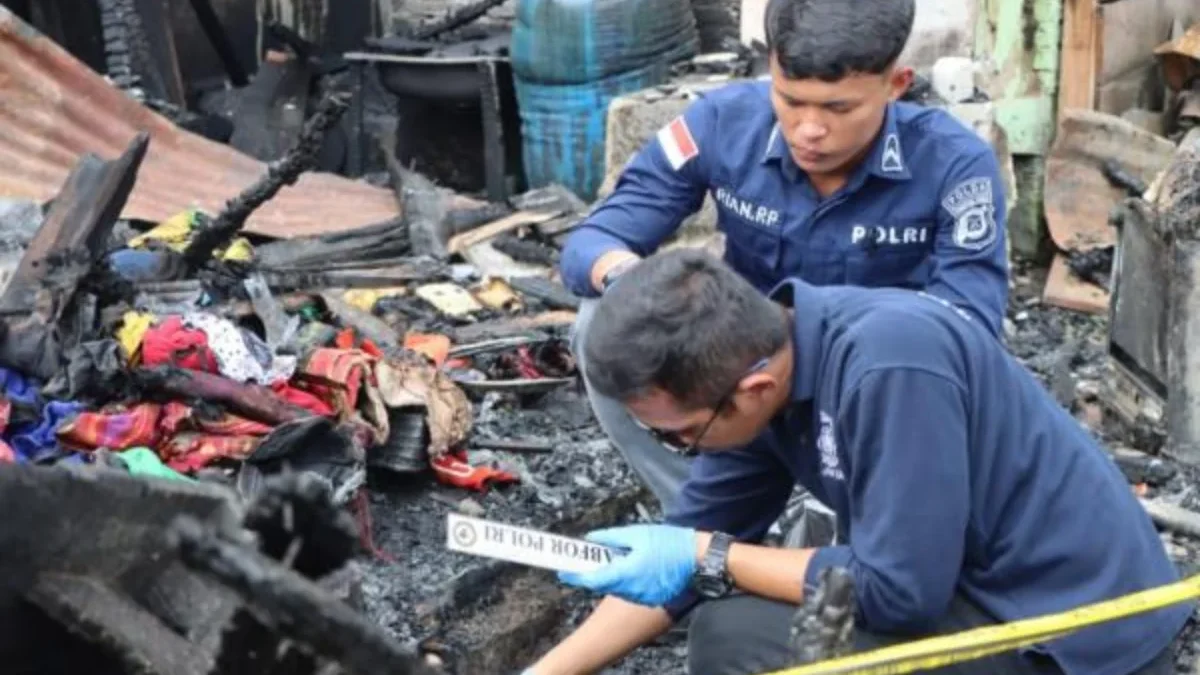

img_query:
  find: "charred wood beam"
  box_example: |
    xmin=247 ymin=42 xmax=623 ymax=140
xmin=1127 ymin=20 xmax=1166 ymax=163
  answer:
xmin=182 ymin=88 xmax=352 ymax=271
xmin=0 ymin=133 xmax=148 ymax=317
xmin=133 ymin=367 xmax=313 ymax=425
xmin=171 ymin=516 xmax=437 ymax=675
xmin=186 ymin=0 xmax=249 ymax=86
xmin=0 ymin=134 xmax=148 ymax=380
xmin=28 ymin=573 xmax=211 ymax=675
xmin=411 ymin=0 xmax=511 ymax=40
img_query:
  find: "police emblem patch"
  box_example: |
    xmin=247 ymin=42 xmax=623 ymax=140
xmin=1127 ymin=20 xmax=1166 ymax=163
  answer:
xmin=942 ymin=177 xmax=997 ymax=251
xmin=816 ymin=411 xmax=845 ymax=481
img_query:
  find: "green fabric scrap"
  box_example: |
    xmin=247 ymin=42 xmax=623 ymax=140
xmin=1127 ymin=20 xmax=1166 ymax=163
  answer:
xmin=119 ymin=447 xmax=193 ymax=482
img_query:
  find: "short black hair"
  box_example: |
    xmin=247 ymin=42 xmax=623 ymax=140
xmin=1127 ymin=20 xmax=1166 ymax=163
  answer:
xmin=583 ymin=249 xmax=790 ymax=411
xmin=765 ymin=0 xmax=915 ymax=81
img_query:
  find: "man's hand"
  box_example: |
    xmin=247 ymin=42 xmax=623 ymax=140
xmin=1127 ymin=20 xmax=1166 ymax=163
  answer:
xmin=589 ymin=250 xmax=641 ymax=293
xmin=558 ymin=524 xmax=698 ymax=606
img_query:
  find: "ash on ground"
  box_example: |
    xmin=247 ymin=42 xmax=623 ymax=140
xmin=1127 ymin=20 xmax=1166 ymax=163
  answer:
xmin=359 ymin=385 xmax=645 ymax=645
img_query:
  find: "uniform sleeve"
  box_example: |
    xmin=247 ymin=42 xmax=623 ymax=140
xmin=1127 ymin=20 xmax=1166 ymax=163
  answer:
xmin=558 ymin=95 xmax=717 ymax=298
xmin=804 ymin=368 xmax=970 ymax=634
xmin=925 ymin=148 xmax=1010 ymax=337
xmin=661 ymin=441 xmax=794 ymax=620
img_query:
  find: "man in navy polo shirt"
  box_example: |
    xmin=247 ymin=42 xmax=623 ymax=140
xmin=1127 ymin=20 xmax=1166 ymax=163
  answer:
xmin=564 ymin=0 xmax=1010 ymax=512
xmin=526 ymin=249 xmax=1186 ymax=675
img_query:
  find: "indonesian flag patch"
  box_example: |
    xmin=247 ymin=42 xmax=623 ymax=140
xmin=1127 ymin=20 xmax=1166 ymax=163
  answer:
xmin=656 ymin=116 xmax=699 ymax=171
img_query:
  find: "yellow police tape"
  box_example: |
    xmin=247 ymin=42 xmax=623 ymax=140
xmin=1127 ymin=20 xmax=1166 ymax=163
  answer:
xmin=761 ymin=572 xmax=1200 ymax=675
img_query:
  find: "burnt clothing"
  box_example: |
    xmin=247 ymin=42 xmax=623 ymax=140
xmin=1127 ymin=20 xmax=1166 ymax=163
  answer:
xmin=665 ymin=279 xmax=1190 ymax=675
xmin=559 ymin=79 xmax=1009 ymax=336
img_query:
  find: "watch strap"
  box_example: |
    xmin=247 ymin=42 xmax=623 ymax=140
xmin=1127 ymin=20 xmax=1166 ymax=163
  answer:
xmin=702 ymin=532 xmax=734 ymax=575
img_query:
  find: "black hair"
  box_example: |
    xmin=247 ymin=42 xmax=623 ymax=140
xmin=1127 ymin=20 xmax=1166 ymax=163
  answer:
xmin=765 ymin=0 xmax=916 ymax=81
xmin=583 ymin=249 xmax=790 ymax=411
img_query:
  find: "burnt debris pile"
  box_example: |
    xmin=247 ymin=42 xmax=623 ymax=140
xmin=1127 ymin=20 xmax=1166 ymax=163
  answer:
xmin=3 ymin=1 xmax=1200 ymax=673
xmin=0 ymin=3 xmax=659 ymax=672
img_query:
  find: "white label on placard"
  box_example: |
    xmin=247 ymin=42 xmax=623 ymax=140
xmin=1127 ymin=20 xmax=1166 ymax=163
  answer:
xmin=445 ymin=513 xmax=624 ymax=574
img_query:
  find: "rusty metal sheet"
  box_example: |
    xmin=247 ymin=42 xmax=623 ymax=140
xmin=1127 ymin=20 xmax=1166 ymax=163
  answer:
xmin=0 ymin=6 xmax=399 ymax=239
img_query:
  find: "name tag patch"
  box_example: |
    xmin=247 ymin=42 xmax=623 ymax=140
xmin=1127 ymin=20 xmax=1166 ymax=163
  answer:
xmin=446 ymin=513 xmax=625 ymax=574
xmin=850 ymin=225 xmax=930 ymax=246
xmin=714 ymin=187 xmax=781 ymax=228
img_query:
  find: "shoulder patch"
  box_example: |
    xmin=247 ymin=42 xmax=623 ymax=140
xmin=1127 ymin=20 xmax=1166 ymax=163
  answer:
xmin=656 ymin=116 xmax=699 ymax=171
xmin=942 ymin=177 xmax=997 ymax=251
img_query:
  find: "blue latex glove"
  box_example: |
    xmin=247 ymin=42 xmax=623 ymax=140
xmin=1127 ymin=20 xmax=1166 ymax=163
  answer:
xmin=557 ymin=524 xmax=698 ymax=606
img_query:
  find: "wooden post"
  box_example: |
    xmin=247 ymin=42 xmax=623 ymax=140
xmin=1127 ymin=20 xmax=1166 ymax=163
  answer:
xmin=1058 ymin=0 xmax=1102 ymax=116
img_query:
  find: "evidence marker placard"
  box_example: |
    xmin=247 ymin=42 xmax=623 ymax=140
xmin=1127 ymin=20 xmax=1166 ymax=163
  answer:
xmin=445 ymin=513 xmax=624 ymax=574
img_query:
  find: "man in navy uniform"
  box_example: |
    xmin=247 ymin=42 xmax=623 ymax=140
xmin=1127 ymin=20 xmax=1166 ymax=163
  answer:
xmin=562 ymin=0 xmax=1011 ymax=512
xmin=529 ymin=249 xmax=1186 ymax=675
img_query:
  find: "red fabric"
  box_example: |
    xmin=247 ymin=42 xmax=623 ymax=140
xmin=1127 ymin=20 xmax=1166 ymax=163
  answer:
xmin=159 ymin=433 xmax=260 ymax=472
xmin=57 ymin=401 xmax=272 ymax=472
xmin=159 ymin=401 xmax=274 ymax=436
xmin=270 ymin=382 xmax=335 ymax=417
xmin=514 ymin=347 xmax=543 ymax=379
xmin=431 ymin=451 xmax=518 ymax=492
xmin=335 ymin=328 xmax=382 ymax=358
xmin=58 ymin=403 xmax=163 ymax=450
xmin=141 ymin=316 xmax=219 ymax=373
xmin=297 ymin=348 xmax=372 ymax=416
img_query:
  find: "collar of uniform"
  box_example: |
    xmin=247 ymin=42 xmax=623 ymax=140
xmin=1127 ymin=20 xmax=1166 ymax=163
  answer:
xmin=767 ymin=279 xmax=827 ymax=402
xmin=759 ymin=103 xmax=911 ymax=181
xmin=865 ymin=102 xmax=911 ymax=181
xmin=761 ymin=122 xmax=787 ymax=165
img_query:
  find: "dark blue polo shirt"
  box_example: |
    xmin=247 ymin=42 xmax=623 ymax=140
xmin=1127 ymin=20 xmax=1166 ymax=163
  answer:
xmin=664 ymin=279 xmax=1189 ymax=675
xmin=559 ymin=79 xmax=1010 ymax=336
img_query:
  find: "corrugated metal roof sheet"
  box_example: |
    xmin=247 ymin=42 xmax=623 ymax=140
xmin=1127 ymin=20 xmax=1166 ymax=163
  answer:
xmin=0 ymin=6 xmax=400 ymax=239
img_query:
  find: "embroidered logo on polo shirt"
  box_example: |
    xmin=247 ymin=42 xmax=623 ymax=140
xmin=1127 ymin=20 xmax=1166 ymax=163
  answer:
xmin=880 ymin=133 xmax=904 ymax=173
xmin=942 ymin=177 xmax=998 ymax=251
xmin=817 ymin=411 xmax=845 ymax=481
xmin=656 ymin=116 xmax=700 ymax=171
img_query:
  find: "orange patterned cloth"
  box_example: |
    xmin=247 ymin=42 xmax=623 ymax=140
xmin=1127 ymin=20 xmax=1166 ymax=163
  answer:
xmin=56 ymin=401 xmax=275 ymax=472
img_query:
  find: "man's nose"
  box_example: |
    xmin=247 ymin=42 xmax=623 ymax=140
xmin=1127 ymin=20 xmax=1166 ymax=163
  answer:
xmin=792 ymin=120 xmax=828 ymax=143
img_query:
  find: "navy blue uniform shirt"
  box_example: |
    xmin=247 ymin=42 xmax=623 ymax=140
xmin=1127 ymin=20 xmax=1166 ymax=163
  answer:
xmin=560 ymin=79 xmax=1010 ymax=336
xmin=664 ymin=280 xmax=1189 ymax=675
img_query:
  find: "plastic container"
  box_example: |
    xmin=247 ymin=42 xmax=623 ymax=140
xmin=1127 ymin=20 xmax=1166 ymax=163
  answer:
xmin=510 ymin=0 xmax=699 ymax=198
xmin=511 ymin=0 xmax=698 ymax=85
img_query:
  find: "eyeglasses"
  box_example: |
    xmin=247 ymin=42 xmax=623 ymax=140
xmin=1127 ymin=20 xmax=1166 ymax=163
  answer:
xmin=633 ymin=358 xmax=771 ymax=458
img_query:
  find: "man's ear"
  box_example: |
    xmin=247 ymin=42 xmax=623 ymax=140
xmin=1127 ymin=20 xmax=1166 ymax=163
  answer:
xmin=888 ymin=66 xmax=915 ymax=101
xmin=735 ymin=372 xmax=779 ymax=400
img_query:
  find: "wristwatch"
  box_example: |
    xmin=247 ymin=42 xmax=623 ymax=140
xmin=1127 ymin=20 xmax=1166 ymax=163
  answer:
xmin=600 ymin=258 xmax=639 ymax=292
xmin=692 ymin=532 xmax=735 ymax=599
